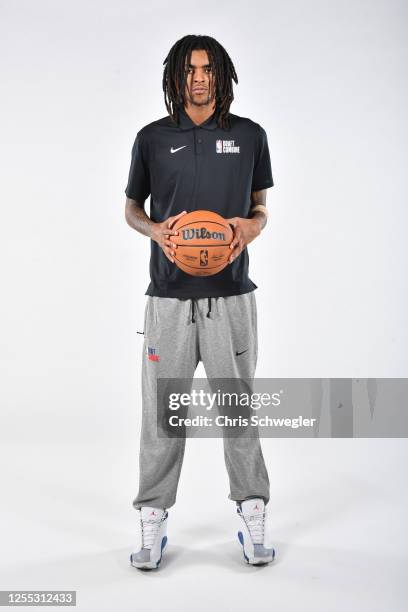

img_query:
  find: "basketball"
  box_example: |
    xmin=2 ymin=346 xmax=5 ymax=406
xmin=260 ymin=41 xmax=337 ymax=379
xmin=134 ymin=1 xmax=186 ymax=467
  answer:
xmin=171 ymin=210 xmax=233 ymax=276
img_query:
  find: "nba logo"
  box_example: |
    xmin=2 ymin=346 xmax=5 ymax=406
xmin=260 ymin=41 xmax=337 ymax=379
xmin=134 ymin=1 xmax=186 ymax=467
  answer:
xmin=147 ymin=346 xmax=160 ymax=362
xmin=216 ymin=140 xmax=223 ymax=153
xmin=200 ymin=249 xmax=208 ymax=266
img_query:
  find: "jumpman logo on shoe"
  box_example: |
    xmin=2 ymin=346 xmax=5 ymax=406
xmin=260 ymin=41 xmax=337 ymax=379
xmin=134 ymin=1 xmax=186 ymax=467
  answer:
xmin=254 ymin=504 xmax=260 ymax=511
xmin=150 ymin=511 xmax=157 ymax=516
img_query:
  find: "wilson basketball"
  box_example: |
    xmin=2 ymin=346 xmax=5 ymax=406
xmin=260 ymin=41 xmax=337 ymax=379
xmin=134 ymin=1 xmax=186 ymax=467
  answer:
xmin=172 ymin=210 xmax=233 ymax=276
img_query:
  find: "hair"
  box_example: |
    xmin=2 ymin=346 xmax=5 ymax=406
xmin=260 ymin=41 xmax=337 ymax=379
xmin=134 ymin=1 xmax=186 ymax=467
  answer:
xmin=162 ymin=35 xmax=238 ymax=130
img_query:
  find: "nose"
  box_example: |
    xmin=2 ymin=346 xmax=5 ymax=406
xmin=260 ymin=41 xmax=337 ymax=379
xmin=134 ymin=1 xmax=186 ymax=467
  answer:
xmin=193 ymin=69 xmax=207 ymax=83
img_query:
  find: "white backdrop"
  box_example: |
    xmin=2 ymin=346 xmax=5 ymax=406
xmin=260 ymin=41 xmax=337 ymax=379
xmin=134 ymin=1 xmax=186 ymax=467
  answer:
xmin=0 ymin=1 xmax=407 ymax=610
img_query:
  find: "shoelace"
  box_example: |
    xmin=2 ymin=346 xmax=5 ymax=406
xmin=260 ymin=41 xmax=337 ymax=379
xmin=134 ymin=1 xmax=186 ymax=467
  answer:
xmin=141 ymin=515 xmax=164 ymax=549
xmin=240 ymin=510 xmax=266 ymax=544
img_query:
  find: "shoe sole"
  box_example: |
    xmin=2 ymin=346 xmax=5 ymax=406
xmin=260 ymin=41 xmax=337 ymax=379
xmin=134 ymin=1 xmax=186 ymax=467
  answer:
xmin=130 ymin=536 xmax=168 ymax=570
xmin=237 ymin=531 xmax=275 ymax=565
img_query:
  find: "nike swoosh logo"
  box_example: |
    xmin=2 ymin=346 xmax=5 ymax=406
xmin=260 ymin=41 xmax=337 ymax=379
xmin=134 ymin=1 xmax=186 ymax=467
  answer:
xmin=235 ymin=349 xmax=248 ymax=356
xmin=170 ymin=145 xmax=187 ymax=154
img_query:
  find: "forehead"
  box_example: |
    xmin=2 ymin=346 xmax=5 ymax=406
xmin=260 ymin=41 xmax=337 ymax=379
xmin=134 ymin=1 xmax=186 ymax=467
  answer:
xmin=184 ymin=49 xmax=211 ymax=67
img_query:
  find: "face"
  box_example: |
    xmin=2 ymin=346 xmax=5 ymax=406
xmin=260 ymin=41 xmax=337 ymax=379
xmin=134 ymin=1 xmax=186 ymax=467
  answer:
xmin=183 ymin=49 xmax=216 ymax=108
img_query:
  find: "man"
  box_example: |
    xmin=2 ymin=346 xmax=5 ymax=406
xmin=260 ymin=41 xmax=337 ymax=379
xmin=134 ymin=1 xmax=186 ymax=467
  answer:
xmin=124 ymin=34 xmax=275 ymax=569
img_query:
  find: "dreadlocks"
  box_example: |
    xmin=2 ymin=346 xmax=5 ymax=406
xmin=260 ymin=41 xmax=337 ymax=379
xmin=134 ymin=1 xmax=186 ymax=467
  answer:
xmin=162 ymin=34 xmax=238 ymax=131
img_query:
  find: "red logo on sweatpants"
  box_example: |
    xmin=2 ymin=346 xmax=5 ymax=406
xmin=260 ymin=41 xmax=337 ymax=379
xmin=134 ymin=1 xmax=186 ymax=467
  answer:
xmin=147 ymin=346 xmax=160 ymax=362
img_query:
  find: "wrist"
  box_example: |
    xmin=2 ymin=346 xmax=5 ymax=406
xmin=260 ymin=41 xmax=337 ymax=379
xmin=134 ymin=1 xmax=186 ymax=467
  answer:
xmin=250 ymin=215 xmax=263 ymax=234
xmin=149 ymin=225 xmax=157 ymax=243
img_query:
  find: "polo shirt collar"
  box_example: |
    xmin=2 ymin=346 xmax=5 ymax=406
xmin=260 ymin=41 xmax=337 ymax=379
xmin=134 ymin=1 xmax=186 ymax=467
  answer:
xmin=176 ymin=104 xmax=218 ymax=131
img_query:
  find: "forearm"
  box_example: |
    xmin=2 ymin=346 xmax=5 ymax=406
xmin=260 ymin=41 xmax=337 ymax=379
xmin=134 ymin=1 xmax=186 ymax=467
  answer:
xmin=125 ymin=198 xmax=154 ymax=238
xmin=249 ymin=188 xmax=268 ymax=231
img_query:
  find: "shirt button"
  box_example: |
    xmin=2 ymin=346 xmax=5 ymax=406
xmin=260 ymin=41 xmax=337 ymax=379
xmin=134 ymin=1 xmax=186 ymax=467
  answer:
xmin=198 ymin=139 xmax=202 ymax=143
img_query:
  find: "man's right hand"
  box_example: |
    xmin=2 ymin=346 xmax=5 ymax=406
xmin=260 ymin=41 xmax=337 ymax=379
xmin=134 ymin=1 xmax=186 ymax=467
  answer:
xmin=150 ymin=210 xmax=188 ymax=263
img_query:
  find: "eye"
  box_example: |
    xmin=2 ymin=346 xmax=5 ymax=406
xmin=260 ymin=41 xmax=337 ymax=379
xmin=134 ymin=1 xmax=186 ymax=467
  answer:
xmin=185 ymin=67 xmax=212 ymax=74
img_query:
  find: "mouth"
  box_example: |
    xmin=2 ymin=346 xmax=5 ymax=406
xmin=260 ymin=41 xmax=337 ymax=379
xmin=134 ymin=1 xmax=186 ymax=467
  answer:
xmin=192 ymin=88 xmax=207 ymax=94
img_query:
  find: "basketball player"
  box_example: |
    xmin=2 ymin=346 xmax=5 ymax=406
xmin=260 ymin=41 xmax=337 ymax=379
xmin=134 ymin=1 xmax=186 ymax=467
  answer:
xmin=125 ymin=35 xmax=275 ymax=569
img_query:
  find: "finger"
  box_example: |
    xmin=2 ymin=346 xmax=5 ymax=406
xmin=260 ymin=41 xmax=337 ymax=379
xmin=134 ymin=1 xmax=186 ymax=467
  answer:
xmin=230 ymin=241 xmax=242 ymax=253
xmin=161 ymin=227 xmax=179 ymax=236
xmin=168 ymin=210 xmax=187 ymax=229
xmin=164 ymin=239 xmax=177 ymax=249
xmin=229 ymin=243 xmax=244 ymax=263
xmin=229 ymin=231 xmax=242 ymax=249
xmin=163 ymin=248 xmax=175 ymax=263
xmin=164 ymin=244 xmax=176 ymax=256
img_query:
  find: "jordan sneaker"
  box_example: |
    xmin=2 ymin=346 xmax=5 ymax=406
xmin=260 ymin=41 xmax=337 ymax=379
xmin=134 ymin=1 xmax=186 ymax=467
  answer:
xmin=130 ymin=506 xmax=168 ymax=570
xmin=237 ymin=498 xmax=275 ymax=565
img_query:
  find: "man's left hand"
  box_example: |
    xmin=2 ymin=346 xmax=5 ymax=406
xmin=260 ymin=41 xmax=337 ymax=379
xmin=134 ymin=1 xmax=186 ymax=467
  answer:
xmin=224 ymin=217 xmax=263 ymax=263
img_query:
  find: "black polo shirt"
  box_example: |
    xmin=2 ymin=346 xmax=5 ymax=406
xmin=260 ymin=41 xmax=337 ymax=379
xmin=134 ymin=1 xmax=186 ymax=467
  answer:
xmin=124 ymin=104 xmax=274 ymax=298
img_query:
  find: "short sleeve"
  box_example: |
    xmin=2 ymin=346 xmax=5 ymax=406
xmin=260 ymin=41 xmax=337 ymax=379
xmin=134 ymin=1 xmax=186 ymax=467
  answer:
xmin=251 ymin=125 xmax=274 ymax=191
xmin=124 ymin=131 xmax=151 ymax=202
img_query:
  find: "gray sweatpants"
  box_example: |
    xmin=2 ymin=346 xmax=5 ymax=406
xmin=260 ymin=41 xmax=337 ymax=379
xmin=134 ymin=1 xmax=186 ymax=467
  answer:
xmin=132 ymin=291 xmax=270 ymax=510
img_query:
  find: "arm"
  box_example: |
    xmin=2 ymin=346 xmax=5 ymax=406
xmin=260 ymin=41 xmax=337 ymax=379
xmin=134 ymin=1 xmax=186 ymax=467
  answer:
xmin=124 ymin=197 xmax=187 ymax=263
xmin=225 ymin=189 xmax=269 ymax=263
xmin=125 ymin=196 xmax=155 ymax=237
xmin=249 ymin=188 xmax=268 ymax=231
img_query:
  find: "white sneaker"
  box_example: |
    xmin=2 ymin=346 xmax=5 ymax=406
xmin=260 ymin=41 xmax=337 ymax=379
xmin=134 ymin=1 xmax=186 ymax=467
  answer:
xmin=130 ymin=507 xmax=168 ymax=570
xmin=237 ymin=498 xmax=275 ymax=565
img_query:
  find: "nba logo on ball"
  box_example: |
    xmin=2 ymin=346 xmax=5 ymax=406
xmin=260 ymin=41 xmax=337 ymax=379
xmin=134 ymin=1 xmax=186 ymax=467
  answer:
xmin=216 ymin=140 xmax=223 ymax=153
xmin=200 ymin=249 xmax=208 ymax=267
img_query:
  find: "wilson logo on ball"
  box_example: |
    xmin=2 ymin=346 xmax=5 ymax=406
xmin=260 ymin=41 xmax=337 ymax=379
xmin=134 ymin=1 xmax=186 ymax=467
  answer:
xmin=181 ymin=228 xmax=226 ymax=241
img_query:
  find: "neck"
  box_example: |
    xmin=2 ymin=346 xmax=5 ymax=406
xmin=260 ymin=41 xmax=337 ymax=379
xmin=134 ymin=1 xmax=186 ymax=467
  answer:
xmin=183 ymin=101 xmax=216 ymax=126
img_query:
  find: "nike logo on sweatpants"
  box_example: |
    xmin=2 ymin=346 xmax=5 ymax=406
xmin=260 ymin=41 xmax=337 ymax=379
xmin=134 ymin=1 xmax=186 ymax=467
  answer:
xmin=235 ymin=349 xmax=248 ymax=356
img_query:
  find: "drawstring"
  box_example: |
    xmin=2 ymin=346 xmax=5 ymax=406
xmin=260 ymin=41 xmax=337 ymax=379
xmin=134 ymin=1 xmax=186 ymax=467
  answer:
xmin=207 ymin=297 xmax=211 ymax=318
xmin=190 ymin=297 xmax=212 ymax=323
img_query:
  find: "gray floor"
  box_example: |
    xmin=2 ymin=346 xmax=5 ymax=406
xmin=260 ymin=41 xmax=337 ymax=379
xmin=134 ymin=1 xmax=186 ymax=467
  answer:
xmin=1 ymin=437 xmax=407 ymax=611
